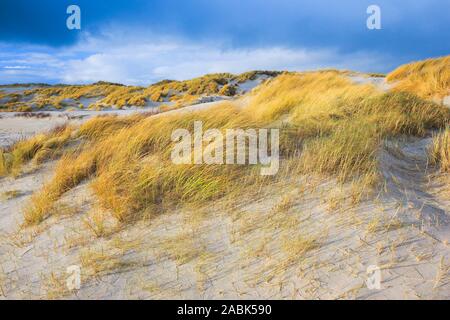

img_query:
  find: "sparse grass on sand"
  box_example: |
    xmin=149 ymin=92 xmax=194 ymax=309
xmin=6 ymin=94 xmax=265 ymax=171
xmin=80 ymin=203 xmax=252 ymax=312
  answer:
xmin=386 ymin=55 xmax=450 ymax=102
xmin=0 ymin=190 xmax=21 ymax=201
xmin=20 ymin=71 xmax=450 ymax=226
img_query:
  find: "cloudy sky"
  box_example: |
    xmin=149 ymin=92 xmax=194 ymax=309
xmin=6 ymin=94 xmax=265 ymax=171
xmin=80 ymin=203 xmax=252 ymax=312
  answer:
xmin=0 ymin=0 xmax=449 ymax=85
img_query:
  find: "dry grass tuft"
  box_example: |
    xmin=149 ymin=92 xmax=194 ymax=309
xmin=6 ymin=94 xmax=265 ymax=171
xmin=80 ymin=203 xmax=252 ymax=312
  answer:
xmin=83 ymin=208 xmax=119 ymax=238
xmin=161 ymin=232 xmax=202 ymax=266
xmin=430 ymin=127 xmax=450 ymax=172
xmin=0 ymin=124 xmax=73 ymax=177
xmin=79 ymin=237 xmax=141 ymax=280
xmin=80 ymin=249 xmax=129 ymax=278
xmin=1 ymin=189 xmax=22 ymax=201
xmin=282 ymin=234 xmax=320 ymax=258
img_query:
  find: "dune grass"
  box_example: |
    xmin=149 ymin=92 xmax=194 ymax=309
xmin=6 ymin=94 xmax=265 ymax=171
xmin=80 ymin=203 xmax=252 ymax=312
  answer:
xmin=246 ymin=71 xmax=448 ymax=180
xmin=7 ymin=71 xmax=280 ymax=112
xmin=386 ymin=55 xmax=450 ymax=102
xmin=430 ymin=127 xmax=450 ymax=172
xmin=0 ymin=124 xmax=74 ymax=177
xmin=121 ymin=71 xmax=280 ymax=109
xmin=22 ymin=71 xmax=450 ymax=226
xmin=23 ymin=82 xmax=129 ymax=109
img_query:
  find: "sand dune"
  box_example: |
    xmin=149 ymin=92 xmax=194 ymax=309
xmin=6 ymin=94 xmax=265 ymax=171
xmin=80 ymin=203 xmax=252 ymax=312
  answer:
xmin=0 ymin=69 xmax=449 ymax=300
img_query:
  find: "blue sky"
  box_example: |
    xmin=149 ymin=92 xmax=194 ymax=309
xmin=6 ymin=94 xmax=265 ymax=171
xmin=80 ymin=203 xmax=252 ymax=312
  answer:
xmin=0 ymin=0 xmax=449 ymax=85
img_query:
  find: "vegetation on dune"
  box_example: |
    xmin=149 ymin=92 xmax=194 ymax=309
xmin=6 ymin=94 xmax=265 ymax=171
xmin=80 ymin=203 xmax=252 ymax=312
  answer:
xmin=367 ymin=73 xmax=386 ymax=78
xmin=127 ymin=71 xmax=281 ymax=109
xmin=430 ymin=127 xmax=450 ymax=173
xmin=386 ymin=55 xmax=450 ymax=102
xmin=0 ymin=125 xmax=74 ymax=177
xmin=90 ymin=86 xmax=145 ymax=108
xmin=234 ymin=70 xmax=281 ymax=83
xmin=23 ymin=83 xmax=138 ymax=109
xmin=18 ymin=71 xmax=450 ymax=226
xmin=77 ymin=114 xmax=148 ymax=140
xmin=23 ymin=105 xmax=266 ymax=224
xmin=246 ymin=72 xmax=448 ymax=180
xmin=0 ymin=92 xmax=33 ymax=112
xmin=1 ymin=71 xmax=281 ymax=112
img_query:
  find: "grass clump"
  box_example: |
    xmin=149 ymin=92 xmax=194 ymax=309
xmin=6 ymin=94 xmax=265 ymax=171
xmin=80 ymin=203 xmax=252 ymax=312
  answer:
xmin=430 ymin=127 xmax=450 ymax=172
xmin=386 ymin=55 xmax=450 ymax=102
xmin=282 ymin=234 xmax=320 ymax=257
xmin=79 ymin=248 xmax=133 ymax=279
xmin=246 ymin=72 xmax=449 ymax=181
xmin=25 ymin=83 xmax=128 ymax=109
xmin=77 ymin=114 xmax=145 ymax=140
xmin=23 ymin=150 xmax=97 ymax=225
xmin=1 ymin=190 xmax=22 ymax=201
xmin=0 ymin=124 xmax=74 ymax=177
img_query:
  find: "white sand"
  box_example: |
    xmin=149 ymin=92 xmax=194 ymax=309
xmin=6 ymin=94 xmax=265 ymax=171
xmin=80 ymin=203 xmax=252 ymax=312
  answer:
xmin=348 ymin=74 xmax=392 ymax=92
xmin=443 ymin=96 xmax=450 ymax=107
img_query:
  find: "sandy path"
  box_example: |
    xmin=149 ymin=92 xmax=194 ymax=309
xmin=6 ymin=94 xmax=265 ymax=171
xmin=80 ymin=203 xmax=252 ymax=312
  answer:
xmin=381 ymin=138 xmax=450 ymax=240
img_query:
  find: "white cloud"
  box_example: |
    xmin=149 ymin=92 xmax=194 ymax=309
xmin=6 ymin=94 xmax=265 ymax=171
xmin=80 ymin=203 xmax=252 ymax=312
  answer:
xmin=0 ymin=31 xmax=393 ymax=85
xmin=3 ymin=66 xmax=30 ymax=69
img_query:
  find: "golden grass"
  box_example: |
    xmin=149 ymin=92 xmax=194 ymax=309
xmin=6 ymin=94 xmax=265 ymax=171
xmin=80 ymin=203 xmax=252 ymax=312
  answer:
xmin=23 ymin=150 xmax=97 ymax=225
xmin=365 ymin=216 xmax=404 ymax=235
xmin=0 ymin=124 xmax=74 ymax=177
xmin=430 ymin=127 xmax=450 ymax=172
xmin=83 ymin=208 xmax=118 ymax=238
xmin=246 ymin=71 xmax=449 ymax=180
xmin=22 ymin=70 xmax=450 ymax=226
xmin=281 ymin=234 xmax=320 ymax=257
xmin=24 ymin=82 xmax=129 ymax=109
xmin=7 ymin=71 xmax=279 ymax=112
xmin=124 ymin=72 xmax=278 ymax=109
xmin=386 ymin=55 xmax=450 ymax=101
xmin=77 ymin=114 xmax=146 ymax=140
xmin=0 ymin=92 xmax=32 ymax=112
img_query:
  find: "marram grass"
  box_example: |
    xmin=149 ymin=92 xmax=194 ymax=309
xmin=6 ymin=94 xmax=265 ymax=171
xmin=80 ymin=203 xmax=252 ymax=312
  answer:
xmin=430 ymin=127 xmax=450 ymax=172
xmin=4 ymin=71 xmax=280 ymax=112
xmin=0 ymin=124 xmax=74 ymax=178
xmin=17 ymin=71 xmax=450 ymax=226
xmin=387 ymin=55 xmax=450 ymax=102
